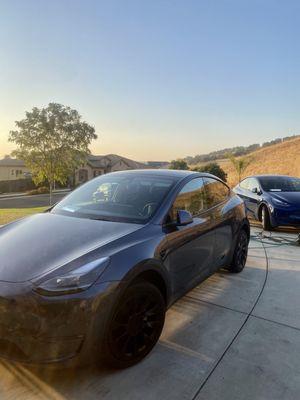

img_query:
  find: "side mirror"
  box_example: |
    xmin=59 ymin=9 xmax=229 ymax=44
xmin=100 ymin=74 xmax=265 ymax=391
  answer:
xmin=252 ymin=187 xmax=262 ymax=195
xmin=177 ymin=210 xmax=193 ymax=226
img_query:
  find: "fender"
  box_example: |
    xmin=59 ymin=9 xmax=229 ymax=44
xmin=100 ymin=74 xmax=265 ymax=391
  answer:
xmin=120 ymin=258 xmax=171 ymax=304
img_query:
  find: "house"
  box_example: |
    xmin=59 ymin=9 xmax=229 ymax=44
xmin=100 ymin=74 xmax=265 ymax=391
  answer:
xmin=74 ymin=154 xmax=148 ymax=185
xmin=0 ymin=157 xmax=30 ymax=181
xmin=0 ymin=154 xmax=148 ymax=186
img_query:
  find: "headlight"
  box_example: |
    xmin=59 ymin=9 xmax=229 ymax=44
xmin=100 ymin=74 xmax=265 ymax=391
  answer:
xmin=34 ymin=257 xmax=110 ymax=296
xmin=272 ymin=198 xmax=290 ymax=207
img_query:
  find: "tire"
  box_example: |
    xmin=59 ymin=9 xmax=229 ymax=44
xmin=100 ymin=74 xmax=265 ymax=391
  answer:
xmin=227 ymin=229 xmax=249 ymax=273
xmin=101 ymin=281 xmax=166 ymax=369
xmin=261 ymin=205 xmax=272 ymax=231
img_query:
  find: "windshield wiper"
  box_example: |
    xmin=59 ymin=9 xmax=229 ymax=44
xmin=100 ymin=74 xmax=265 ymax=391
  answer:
xmin=87 ymin=216 xmax=112 ymax=221
xmin=88 ymin=215 xmax=145 ymax=224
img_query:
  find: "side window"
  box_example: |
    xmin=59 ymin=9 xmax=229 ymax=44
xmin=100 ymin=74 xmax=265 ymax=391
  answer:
xmin=247 ymin=178 xmax=259 ymax=192
xmin=172 ymin=178 xmax=207 ymax=218
xmin=203 ymin=177 xmax=229 ymax=208
xmin=240 ymin=178 xmax=249 ymax=190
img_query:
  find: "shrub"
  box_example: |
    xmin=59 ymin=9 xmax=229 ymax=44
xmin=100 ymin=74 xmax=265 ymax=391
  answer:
xmin=27 ymin=186 xmax=49 ymax=195
xmin=0 ymin=178 xmax=36 ymax=194
xmin=192 ymin=162 xmax=227 ymax=182
xmin=169 ymin=159 xmax=189 ymax=170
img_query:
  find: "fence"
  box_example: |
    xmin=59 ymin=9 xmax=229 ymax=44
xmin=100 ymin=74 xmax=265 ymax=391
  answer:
xmin=0 ymin=178 xmax=36 ymax=193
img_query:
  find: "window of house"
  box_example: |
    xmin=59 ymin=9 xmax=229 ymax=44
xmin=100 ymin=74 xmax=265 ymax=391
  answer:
xmin=78 ymin=169 xmax=88 ymax=182
xmin=93 ymin=170 xmax=102 ymax=177
xmin=203 ymin=177 xmax=229 ymax=208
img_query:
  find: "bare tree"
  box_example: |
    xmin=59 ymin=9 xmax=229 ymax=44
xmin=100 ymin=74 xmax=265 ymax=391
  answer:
xmin=228 ymin=154 xmax=253 ymax=183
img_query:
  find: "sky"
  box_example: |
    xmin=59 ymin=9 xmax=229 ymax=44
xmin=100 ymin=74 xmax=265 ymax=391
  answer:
xmin=0 ymin=0 xmax=300 ymax=161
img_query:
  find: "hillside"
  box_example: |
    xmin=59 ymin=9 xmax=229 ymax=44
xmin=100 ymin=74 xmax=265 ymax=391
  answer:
xmin=206 ymin=137 xmax=300 ymax=187
xmin=185 ymin=134 xmax=299 ymax=165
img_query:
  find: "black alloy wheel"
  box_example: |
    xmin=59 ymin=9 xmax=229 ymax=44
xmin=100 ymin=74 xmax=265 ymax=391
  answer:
xmin=228 ymin=229 xmax=249 ymax=273
xmin=103 ymin=281 xmax=165 ymax=368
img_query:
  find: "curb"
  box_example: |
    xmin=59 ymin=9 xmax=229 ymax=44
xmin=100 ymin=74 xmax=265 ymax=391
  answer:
xmin=0 ymin=189 xmax=70 ymax=200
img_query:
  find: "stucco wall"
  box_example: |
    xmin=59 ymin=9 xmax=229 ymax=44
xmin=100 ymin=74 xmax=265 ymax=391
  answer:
xmin=74 ymin=165 xmax=106 ymax=185
xmin=0 ymin=165 xmax=30 ymax=181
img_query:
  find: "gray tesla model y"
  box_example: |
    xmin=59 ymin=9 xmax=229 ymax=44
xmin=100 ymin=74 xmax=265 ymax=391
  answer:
xmin=0 ymin=170 xmax=249 ymax=368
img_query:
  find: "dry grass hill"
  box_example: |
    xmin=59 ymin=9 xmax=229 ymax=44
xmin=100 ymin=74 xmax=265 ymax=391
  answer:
xmin=194 ymin=137 xmax=300 ymax=187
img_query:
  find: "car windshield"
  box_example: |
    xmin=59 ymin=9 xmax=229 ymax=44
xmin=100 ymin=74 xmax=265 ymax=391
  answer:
xmin=51 ymin=173 xmax=175 ymax=224
xmin=259 ymin=176 xmax=300 ymax=192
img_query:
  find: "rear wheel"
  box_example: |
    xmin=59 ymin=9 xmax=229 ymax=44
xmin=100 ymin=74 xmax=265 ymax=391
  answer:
xmin=261 ymin=205 xmax=273 ymax=231
xmin=227 ymin=229 xmax=249 ymax=273
xmin=101 ymin=282 xmax=165 ymax=369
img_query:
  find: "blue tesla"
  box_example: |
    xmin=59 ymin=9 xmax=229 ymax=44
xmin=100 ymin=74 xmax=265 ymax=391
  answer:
xmin=233 ymin=175 xmax=300 ymax=230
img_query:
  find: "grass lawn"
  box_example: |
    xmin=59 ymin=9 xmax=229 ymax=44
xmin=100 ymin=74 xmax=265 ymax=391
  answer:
xmin=0 ymin=207 xmax=47 ymax=225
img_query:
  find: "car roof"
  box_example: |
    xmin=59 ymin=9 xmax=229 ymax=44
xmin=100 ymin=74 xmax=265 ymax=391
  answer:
xmin=245 ymin=174 xmax=297 ymax=180
xmin=107 ymin=169 xmax=218 ymax=182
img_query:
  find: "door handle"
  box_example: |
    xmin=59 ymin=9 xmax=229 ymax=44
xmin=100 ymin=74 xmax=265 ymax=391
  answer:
xmin=159 ymin=249 xmax=167 ymax=259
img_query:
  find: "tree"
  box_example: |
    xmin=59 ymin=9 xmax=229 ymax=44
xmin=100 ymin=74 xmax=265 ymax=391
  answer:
xmin=192 ymin=162 xmax=227 ymax=182
xmin=9 ymin=103 xmax=97 ymax=204
xmin=228 ymin=154 xmax=252 ymax=183
xmin=169 ymin=159 xmax=189 ymax=170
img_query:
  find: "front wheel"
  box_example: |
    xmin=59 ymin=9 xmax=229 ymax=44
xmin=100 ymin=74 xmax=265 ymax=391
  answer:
xmin=227 ymin=229 xmax=249 ymax=273
xmin=101 ymin=281 xmax=166 ymax=369
xmin=261 ymin=205 xmax=273 ymax=231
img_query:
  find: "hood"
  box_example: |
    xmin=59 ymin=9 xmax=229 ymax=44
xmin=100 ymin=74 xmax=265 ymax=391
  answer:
xmin=269 ymin=192 xmax=300 ymax=205
xmin=0 ymin=213 xmax=142 ymax=283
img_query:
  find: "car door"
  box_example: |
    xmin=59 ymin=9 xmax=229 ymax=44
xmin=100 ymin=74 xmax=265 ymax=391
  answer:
xmin=235 ymin=178 xmax=259 ymax=218
xmin=244 ymin=178 xmax=261 ymax=217
xmin=203 ymin=177 xmax=235 ymax=271
xmin=163 ymin=177 xmax=215 ymax=297
xmin=235 ymin=178 xmax=250 ymax=202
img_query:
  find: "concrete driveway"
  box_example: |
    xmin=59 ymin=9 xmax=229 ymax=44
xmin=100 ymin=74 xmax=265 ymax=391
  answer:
xmin=0 ymin=227 xmax=299 ymax=399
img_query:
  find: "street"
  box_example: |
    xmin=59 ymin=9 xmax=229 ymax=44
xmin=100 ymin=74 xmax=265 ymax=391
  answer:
xmin=0 ymin=191 xmax=69 ymax=208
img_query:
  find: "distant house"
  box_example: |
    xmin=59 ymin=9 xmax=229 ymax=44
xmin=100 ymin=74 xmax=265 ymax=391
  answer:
xmin=0 ymin=154 xmax=148 ymax=186
xmin=0 ymin=157 xmax=30 ymax=181
xmin=74 ymin=154 xmax=148 ymax=185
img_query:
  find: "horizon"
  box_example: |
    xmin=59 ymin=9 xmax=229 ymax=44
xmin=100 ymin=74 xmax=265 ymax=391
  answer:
xmin=1 ymin=134 xmax=299 ymax=164
xmin=1 ymin=0 xmax=300 ymax=160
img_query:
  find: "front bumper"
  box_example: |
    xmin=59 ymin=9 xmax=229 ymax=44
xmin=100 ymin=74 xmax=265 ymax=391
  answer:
xmin=0 ymin=280 xmax=119 ymax=366
xmin=271 ymin=207 xmax=300 ymax=227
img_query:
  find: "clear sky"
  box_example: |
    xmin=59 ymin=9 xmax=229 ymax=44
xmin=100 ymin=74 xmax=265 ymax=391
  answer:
xmin=0 ymin=0 xmax=300 ymax=161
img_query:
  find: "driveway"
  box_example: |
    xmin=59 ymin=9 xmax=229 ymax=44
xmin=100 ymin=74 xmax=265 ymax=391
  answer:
xmin=0 ymin=191 xmax=69 ymax=208
xmin=0 ymin=227 xmax=299 ymax=399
